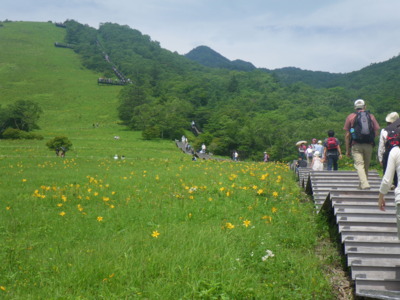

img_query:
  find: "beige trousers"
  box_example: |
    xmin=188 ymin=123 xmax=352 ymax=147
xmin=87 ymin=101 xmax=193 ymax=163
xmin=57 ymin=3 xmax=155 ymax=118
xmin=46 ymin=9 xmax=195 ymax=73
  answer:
xmin=351 ymin=143 xmax=373 ymax=189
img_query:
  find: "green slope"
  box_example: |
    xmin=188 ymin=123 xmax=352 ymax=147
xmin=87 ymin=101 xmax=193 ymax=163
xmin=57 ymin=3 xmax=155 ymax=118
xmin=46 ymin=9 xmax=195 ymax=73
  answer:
xmin=0 ymin=21 xmax=122 ymax=134
xmin=0 ymin=21 xmax=178 ymax=159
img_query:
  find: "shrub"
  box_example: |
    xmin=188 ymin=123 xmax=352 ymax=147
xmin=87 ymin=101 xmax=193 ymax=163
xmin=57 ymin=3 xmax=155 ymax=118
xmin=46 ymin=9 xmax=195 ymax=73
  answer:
xmin=142 ymin=126 xmax=161 ymax=140
xmin=1 ymin=128 xmax=26 ymax=139
xmin=46 ymin=136 xmax=73 ymax=150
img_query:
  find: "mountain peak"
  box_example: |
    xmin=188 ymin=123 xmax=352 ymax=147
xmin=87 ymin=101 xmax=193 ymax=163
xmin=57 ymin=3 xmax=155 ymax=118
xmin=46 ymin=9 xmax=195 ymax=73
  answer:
xmin=185 ymin=46 xmax=255 ymax=71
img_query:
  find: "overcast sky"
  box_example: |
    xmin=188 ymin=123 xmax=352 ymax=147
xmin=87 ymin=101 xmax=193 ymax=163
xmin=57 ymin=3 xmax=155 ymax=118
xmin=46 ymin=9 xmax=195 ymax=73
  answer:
xmin=2 ymin=0 xmax=400 ymax=73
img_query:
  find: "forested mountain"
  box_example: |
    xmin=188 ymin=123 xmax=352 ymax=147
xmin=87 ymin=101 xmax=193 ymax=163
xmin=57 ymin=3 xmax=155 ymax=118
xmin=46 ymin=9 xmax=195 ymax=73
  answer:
xmin=185 ymin=46 xmax=256 ymax=71
xmin=10 ymin=20 xmax=398 ymax=161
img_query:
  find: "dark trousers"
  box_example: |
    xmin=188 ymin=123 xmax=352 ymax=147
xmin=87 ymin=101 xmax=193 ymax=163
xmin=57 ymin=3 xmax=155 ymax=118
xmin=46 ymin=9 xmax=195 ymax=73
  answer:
xmin=327 ymin=155 xmax=339 ymax=171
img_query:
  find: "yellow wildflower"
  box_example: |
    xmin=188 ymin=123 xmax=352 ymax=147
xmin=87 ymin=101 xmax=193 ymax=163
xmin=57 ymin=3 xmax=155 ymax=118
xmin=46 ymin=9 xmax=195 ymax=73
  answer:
xmin=272 ymin=192 xmax=278 ymax=197
xmin=59 ymin=211 xmax=66 ymax=216
xmin=97 ymin=216 xmax=103 ymax=222
xmin=151 ymin=230 xmax=160 ymax=238
xmin=272 ymin=207 xmax=278 ymax=213
xmin=243 ymin=220 xmax=251 ymax=228
xmin=225 ymin=222 xmax=235 ymax=229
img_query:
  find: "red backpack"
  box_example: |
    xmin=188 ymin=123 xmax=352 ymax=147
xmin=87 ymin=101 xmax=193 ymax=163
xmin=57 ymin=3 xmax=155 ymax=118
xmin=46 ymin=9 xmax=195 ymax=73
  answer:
xmin=326 ymin=137 xmax=338 ymax=150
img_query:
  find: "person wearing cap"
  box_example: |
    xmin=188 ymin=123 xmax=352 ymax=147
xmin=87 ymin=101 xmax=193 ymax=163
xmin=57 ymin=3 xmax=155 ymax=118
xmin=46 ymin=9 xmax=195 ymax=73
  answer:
xmin=378 ymin=112 xmax=399 ymax=187
xmin=314 ymin=140 xmax=324 ymax=157
xmin=343 ymin=99 xmax=380 ymax=189
xmin=378 ymin=112 xmax=399 ymax=170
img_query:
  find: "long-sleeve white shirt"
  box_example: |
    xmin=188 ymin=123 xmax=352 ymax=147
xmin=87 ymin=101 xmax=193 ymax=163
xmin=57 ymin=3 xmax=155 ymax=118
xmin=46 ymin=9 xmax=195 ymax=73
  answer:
xmin=379 ymin=146 xmax=400 ymax=205
xmin=378 ymin=128 xmax=388 ymax=163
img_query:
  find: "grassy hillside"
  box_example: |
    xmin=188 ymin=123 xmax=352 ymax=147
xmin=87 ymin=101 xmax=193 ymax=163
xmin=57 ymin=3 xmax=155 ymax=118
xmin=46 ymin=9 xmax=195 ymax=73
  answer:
xmin=0 ymin=21 xmax=178 ymax=158
xmin=0 ymin=22 xmax=344 ymax=299
xmin=0 ymin=22 xmax=120 ymax=132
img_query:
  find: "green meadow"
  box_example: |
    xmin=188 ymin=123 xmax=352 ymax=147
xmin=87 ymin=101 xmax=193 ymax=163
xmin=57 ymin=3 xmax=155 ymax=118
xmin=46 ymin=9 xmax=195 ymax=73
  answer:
xmin=0 ymin=22 xmax=342 ymax=299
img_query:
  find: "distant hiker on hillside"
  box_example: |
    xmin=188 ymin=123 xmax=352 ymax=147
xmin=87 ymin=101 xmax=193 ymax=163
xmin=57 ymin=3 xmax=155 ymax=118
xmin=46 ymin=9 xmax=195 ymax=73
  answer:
xmin=344 ymin=99 xmax=380 ymax=189
xmin=60 ymin=147 xmax=67 ymax=158
xmin=323 ymin=130 xmax=342 ymax=171
xmin=201 ymin=143 xmax=206 ymax=154
xmin=379 ymin=112 xmax=400 ymax=188
xmin=232 ymin=151 xmax=239 ymax=162
xmin=263 ymin=152 xmax=269 ymax=162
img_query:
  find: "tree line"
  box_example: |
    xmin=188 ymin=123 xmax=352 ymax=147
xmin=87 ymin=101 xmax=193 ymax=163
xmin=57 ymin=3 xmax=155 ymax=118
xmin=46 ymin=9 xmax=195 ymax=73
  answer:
xmin=62 ymin=20 xmax=393 ymax=161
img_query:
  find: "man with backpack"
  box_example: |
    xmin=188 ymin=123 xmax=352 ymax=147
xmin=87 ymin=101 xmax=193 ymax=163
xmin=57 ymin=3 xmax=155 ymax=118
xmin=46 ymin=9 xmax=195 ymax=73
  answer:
xmin=323 ymin=130 xmax=342 ymax=171
xmin=344 ymin=99 xmax=380 ymax=189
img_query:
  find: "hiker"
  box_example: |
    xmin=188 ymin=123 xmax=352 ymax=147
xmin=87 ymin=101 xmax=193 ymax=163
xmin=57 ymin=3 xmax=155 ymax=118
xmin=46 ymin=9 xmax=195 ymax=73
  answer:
xmin=55 ymin=148 xmax=60 ymax=157
xmin=378 ymin=145 xmax=400 ymax=240
xmin=232 ymin=151 xmax=239 ymax=162
xmin=263 ymin=152 xmax=269 ymax=162
xmin=323 ymin=130 xmax=343 ymax=171
xmin=306 ymin=145 xmax=314 ymax=164
xmin=311 ymin=151 xmax=324 ymax=171
xmin=201 ymin=143 xmax=206 ymax=154
xmin=311 ymin=138 xmax=318 ymax=151
xmin=379 ymin=112 xmax=400 ymax=188
xmin=60 ymin=146 xmax=67 ymax=158
xmin=378 ymin=112 xmax=399 ymax=176
xmin=344 ymin=99 xmax=380 ymax=189
xmin=297 ymin=142 xmax=307 ymax=160
xmin=314 ymin=140 xmax=324 ymax=157
xmin=295 ymin=157 xmax=308 ymax=170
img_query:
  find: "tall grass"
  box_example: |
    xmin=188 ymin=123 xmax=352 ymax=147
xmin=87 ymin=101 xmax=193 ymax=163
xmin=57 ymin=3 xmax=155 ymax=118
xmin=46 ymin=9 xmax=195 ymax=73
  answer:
xmin=1 ymin=152 xmax=337 ymax=299
xmin=0 ymin=21 xmax=341 ymax=299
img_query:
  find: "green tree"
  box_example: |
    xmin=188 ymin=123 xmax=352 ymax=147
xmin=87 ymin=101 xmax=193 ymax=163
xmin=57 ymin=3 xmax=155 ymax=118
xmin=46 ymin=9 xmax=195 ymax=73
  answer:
xmin=0 ymin=100 xmax=43 ymax=132
xmin=46 ymin=136 xmax=73 ymax=151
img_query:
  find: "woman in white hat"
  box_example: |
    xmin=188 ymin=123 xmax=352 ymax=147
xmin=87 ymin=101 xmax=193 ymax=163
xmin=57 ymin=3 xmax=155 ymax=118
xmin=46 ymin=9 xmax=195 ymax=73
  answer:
xmin=310 ymin=151 xmax=324 ymax=171
xmin=378 ymin=112 xmax=399 ymax=182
